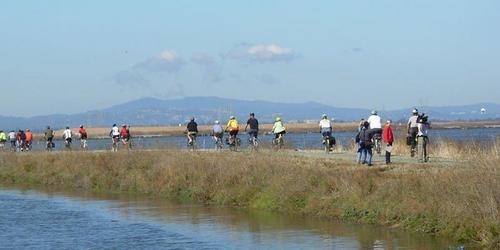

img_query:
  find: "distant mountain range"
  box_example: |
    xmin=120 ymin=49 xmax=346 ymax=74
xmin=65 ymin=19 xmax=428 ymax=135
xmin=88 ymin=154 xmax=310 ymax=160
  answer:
xmin=1 ymin=96 xmax=499 ymax=131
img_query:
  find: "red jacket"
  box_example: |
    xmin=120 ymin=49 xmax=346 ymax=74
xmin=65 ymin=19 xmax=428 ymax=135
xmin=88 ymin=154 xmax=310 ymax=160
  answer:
xmin=383 ymin=125 xmax=394 ymax=144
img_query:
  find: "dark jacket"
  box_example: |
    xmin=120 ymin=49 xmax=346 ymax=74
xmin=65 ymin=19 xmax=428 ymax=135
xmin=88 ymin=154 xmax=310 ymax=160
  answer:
xmin=187 ymin=121 xmax=198 ymax=132
xmin=356 ymin=128 xmax=373 ymax=144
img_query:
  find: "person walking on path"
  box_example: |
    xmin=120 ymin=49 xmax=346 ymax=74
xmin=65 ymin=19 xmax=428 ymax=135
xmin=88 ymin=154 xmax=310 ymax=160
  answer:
xmin=382 ymin=120 xmax=394 ymax=164
xmin=417 ymin=114 xmax=430 ymax=163
xmin=356 ymin=121 xmax=373 ymax=166
xmin=407 ymin=109 xmax=419 ymax=157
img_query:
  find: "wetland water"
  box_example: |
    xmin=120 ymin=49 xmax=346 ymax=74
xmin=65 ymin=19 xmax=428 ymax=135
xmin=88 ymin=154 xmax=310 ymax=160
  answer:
xmin=0 ymin=188 xmax=455 ymax=249
xmin=22 ymin=127 xmax=500 ymax=151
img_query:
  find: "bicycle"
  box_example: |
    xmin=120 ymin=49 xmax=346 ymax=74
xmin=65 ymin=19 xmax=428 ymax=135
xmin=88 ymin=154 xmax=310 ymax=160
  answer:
xmin=372 ymin=133 xmax=382 ymax=155
xmin=213 ymin=133 xmax=224 ymax=150
xmin=187 ymin=132 xmax=197 ymax=151
xmin=247 ymin=130 xmax=259 ymax=151
xmin=111 ymin=136 xmax=119 ymax=151
xmin=322 ymin=133 xmax=335 ymax=153
xmin=227 ymin=134 xmax=240 ymax=152
xmin=46 ymin=139 xmax=54 ymax=152
xmin=272 ymin=133 xmax=285 ymax=150
xmin=80 ymin=139 xmax=88 ymax=150
xmin=64 ymin=138 xmax=72 ymax=151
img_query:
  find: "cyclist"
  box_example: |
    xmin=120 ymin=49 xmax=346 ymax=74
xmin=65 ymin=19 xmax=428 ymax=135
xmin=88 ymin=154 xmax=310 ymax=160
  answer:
xmin=367 ymin=110 xmax=382 ymax=154
xmin=407 ymin=109 xmax=419 ymax=157
xmin=120 ymin=124 xmax=130 ymax=147
xmin=44 ymin=126 xmax=55 ymax=151
xmin=8 ymin=130 xmax=16 ymax=151
xmin=0 ymin=130 xmax=6 ymax=150
xmin=62 ymin=126 xmax=73 ymax=149
xmin=186 ymin=117 xmax=198 ymax=145
xmin=225 ymin=116 xmax=239 ymax=144
xmin=271 ymin=116 xmax=286 ymax=144
xmin=319 ymin=114 xmax=333 ymax=148
xmin=25 ymin=129 xmax=33 ymax=151
xmin=245 ymin=113 xmax=259 ymax=145
xmin=212 ymin=120 xmax=224 ymax=148
xmin=78 ymin=125 xmax=88 ymax=149
xmin=109 ymin=124 xmax=120 ymax=151
xmin=16 ymin=130 xmax=26 ymax=152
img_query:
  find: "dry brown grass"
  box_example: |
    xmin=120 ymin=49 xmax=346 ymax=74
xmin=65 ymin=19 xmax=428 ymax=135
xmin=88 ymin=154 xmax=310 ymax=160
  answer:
xmin=0 ymin=146 xmax=498 ymax=247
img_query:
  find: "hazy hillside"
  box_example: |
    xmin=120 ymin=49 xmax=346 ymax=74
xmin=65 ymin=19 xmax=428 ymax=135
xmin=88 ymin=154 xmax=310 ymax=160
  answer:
xmin=0 ymin=96 xmax=498 ymax=131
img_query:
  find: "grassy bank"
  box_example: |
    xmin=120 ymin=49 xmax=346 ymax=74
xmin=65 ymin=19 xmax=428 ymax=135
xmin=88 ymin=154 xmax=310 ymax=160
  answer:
xmin=0 ymin=149 xmax=498 ymax=247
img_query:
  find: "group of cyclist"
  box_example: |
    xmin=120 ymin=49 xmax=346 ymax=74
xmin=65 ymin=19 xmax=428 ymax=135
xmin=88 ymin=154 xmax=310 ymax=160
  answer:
xmin=0 ymin=129 xmax=33 ymax=152
xmin=185 ymin=113 xmax=288 ymax=150
xmin=355 ymin=108 xmax=431 ymax=166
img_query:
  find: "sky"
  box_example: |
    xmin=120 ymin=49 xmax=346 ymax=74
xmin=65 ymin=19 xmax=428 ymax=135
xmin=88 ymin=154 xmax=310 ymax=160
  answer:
xmin=1 ymin=0 xmax=499 ymax=117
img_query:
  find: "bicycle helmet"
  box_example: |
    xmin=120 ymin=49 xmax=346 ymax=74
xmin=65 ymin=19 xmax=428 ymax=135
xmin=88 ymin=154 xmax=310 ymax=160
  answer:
xmin=371 ymin=110 xmax=378 ymax=115
xmin=113 ymin=124 xmax=116 ymax=127
xmin=275 ymin=117 xmax=282 ymax=122
xmin=249 ymin=113 xmax=255 ymax=116
xmin=321 ymin=114 xmax=327 ymax=119
xmin=412 ymin=108 xmax=418 ymax=115
xmin=66 ymin=126 xmax=70 ymax=129
xmin=80 ymin=125 xmax=84 ymax=128
xmin=214 ymin=120 xmax=220 ymax=124
xmin=230 ymin=116 xmax=235 ymax=119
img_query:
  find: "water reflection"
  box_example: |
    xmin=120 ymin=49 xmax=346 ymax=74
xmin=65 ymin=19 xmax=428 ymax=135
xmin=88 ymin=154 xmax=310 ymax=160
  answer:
xmin=0 ymin=188 xmax=455 ymax=249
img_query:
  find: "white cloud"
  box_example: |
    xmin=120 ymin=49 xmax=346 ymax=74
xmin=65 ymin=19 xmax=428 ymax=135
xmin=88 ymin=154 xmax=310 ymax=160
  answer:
xmin=227 ymin=43 xmax=297 ymax=63
xmin=134 ymin=49 xmax=185 ymax=73
xmin=160 ymin=49 xmax=178 ymax=62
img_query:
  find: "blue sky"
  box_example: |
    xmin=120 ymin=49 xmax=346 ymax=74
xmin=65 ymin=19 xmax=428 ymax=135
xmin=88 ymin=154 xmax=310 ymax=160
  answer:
xmin=1 ymin=0 xmax=499 ymax=116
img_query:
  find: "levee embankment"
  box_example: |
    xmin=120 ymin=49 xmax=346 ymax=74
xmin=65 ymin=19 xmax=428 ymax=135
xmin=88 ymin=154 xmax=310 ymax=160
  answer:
xmin=0 ymin=149 xmax=498 ymax=247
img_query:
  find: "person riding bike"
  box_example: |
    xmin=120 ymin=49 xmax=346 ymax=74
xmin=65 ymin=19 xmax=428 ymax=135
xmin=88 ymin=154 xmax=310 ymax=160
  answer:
xmin=25 ymin=129 xmax=33 ymax=151
xmin=63 ymin=126 xmax=73 ymax=149
xmin=109 ymin=124 xmax=120 ymax=151
xmin=407 ymin=109 xmax=419 ymax=157
xmin=367 ymin=110 xmax=382 ymax=154
xmin=186 ymin=117 xmax=198 ymax=145
xmin=79 ymin=125 xmax=88 ymax=149
xmin=0 ymin=130 xmax=7 ymax=150
xmin=319 ymin=114 xmax=334 ymax=149
xmin=245 ymin=113 xmax=259 ymax=145
xmin=271 ymin=116 xmax=286 ymax=146
xmin=225 ymin=116 xmax=240 ymax=145
xmin=120 ymin=124 xmax=131 ymax=147
xmin=44 ymin=126 xmax=55 ymax=151
xmin=16 ymin=130 xmax=26 ymax=151
xmin=212 ymin=120 xmax=224 ymax=148
xmin=8 ymin=130 xmax=17 ymax=151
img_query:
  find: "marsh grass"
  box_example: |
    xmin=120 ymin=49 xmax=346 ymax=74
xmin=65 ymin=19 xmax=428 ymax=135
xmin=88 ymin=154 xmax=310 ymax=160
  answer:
xmin=0 ymin=146 xmax=498 ymax=247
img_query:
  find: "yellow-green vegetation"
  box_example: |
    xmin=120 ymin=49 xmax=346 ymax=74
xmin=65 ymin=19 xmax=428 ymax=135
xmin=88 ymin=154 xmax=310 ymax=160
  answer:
xmin=0 ymin=146 xmax=498 ymax=247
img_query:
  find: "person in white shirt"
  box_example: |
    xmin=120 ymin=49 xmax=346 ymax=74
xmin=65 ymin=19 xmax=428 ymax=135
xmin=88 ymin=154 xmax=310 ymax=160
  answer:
xmin=407 ymin=109 xmax=419 ymax=157
xmin=319 ymin=114 xmax=332 ymax=135
xmin=63 ymin=126 xmax=73 ymax=149
xmin=367 ymin=110 xmax=382 ymax=130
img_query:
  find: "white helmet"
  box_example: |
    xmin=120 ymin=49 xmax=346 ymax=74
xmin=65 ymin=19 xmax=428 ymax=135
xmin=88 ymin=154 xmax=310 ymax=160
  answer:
xmin=412 ymin=108 xmax=418 ymax=114
xmin=321 ymin=114 xmax=327 ymax=119
xmin=214 ymin=120 xmax=220 ymax=124
xmin=229 ymin=116 xmax=235 ymax=119
xmin=371 ymin=110 xmax=378 ymax=115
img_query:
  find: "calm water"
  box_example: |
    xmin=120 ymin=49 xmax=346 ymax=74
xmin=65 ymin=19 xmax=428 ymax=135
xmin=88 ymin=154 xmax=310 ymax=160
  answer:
xmin=0 ymin=188 xmax=456 ymax=249
xmin=23 ymin=127 xmax=500 ymax=151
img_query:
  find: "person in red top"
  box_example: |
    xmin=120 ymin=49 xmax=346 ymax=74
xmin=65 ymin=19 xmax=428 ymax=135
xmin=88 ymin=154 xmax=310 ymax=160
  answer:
xmin=383 ymin=120 xmax=394 ymax=164
xmin=25 ymin=129 xmax=33 ymax=151
xmin=120 ymin=124 xmax=130 ymax=148
xmin=78 ymin=125 xmax=88 ymax=149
